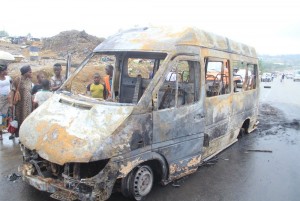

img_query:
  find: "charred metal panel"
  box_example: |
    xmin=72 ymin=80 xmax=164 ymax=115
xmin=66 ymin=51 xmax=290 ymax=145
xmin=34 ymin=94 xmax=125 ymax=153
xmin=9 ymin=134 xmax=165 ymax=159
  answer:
xmin=94 ymin=27 xmax=257 ymax=58
xmin=20 ymin=159 xmax=121 ymax=201
xmin=232 ymin=93 xmax=245 ymax=115
xmin=154 ymin=136 xmax=203 ymax=180
xmin=91 ymin=112 xmax=153 ymax=161
xmin=227 ymin=39 xmax=257 ymax=58
xmin=153 ymin=134 xmax=203 ymax=163
xmin=153 ymin=102 xmax=204 ymax=179
xmin=205 ymin=94 xmax=232 ymax=126
xmin=153 ymin=103 xmax=205 ymax=143
xmin=232 ymin=91 xmax=258 ymax=114
xmin=204 ymin=94 xmax=232 ymax=159
xmin=168 ymin=155 xmax=202 ymax=181
xmin=116 ymin=151 xmax=168 ymax=181
xmin=243 ymin=90 xmax=259 ymax=112
xmin=232 ymin=90 xmax=259 ymax=131
xmin=19 ymin=94 xmax=134 ymax=165
xmin=202 ymin=131 xmax=238 ymax=160
xmin=205 ymin=121 xmax=229 ymax=140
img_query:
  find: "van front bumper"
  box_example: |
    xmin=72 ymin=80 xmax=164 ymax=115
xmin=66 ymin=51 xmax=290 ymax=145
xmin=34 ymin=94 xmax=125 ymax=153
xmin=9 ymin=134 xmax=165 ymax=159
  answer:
xmin=20 ymin=160 xmax=120 ymax=201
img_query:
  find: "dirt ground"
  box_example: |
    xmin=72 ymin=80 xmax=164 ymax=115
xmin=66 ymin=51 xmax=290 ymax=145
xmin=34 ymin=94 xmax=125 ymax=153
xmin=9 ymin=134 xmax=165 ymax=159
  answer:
xmin=1 ymin=30 xmax=103 ymax=85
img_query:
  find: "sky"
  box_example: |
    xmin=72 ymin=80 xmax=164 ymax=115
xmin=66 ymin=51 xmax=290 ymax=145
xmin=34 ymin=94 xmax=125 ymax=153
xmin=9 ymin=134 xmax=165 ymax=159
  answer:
xmin=1 ymin=0 xmax=300 ymax=55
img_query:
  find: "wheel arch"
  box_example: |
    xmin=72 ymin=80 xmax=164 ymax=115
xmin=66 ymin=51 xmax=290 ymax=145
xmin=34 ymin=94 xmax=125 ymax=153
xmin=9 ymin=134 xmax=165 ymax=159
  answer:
xmin=241 ymin=118 xmax=250 ymax=133
xmin=118 ymin=151 xmax=169 ymax=184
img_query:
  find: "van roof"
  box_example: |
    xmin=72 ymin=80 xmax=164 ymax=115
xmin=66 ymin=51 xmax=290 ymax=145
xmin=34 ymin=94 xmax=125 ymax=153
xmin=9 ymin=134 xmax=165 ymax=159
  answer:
xmin=94 ymin=26 xmax=257 ymax=58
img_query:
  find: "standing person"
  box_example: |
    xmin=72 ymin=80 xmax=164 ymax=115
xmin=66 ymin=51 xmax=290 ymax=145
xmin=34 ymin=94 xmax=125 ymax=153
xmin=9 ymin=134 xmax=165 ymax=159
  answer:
xmin=86 ymin=73 xmax=106 ymax=99
xmin=0 ymin=64 xmax=12 ymax=140
xmin=32 ymin=72 xmax=45 ymax=95
xmin=50 ymin=63 xmax=65 ymax=91
xmin=104 ymin=64 xmax=113 ymax=98
xmin=11 ymin=65 xmax=33 ymax=139
xmin=33 ymin=79 xmax=53 ymax=109
xmin=281 ymin=73 xmax=285 ymax=82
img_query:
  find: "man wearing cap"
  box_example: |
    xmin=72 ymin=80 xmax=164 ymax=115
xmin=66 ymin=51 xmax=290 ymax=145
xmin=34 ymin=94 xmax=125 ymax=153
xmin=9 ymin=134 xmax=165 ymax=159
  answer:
xmin=11 ymin=65 xmax=33 ymax=139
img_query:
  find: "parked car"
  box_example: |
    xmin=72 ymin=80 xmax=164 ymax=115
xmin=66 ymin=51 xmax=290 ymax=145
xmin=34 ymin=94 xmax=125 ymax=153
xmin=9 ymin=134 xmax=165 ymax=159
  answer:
xmin=286 ymin=73 xmax=294 ymax=79
xmin=261 ymin=73 xmax=272 ymax=82
xmin=233 ymin=69 xmax=253 ymax=88
xmin=294 ymin=70 xmax=300 ymax=82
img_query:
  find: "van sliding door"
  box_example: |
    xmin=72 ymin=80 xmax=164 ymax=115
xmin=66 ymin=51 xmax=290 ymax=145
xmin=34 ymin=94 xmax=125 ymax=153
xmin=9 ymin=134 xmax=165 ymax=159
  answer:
xmin=152 ymin=55 xmax=205 ymax=180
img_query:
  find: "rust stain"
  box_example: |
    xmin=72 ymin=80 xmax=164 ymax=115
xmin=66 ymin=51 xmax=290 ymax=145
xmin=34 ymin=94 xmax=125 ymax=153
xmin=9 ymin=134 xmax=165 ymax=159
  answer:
xmin=35 ymin=121 xmax=90 ymax=165
xmin=119 ymin=158 xmax=142 ymax=176
xmin=169 ymin=164 xmax=177 ymax=175
xmin=187 ymin=155 xmax=202 ymax=167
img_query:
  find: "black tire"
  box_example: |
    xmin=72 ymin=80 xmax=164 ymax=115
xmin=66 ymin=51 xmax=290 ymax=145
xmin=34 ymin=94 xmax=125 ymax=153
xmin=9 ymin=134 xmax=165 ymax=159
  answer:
xmin=121 ymin=171 xmax=133 ymax=198
xmin=124 ymin=165 xmax=154 ymax=201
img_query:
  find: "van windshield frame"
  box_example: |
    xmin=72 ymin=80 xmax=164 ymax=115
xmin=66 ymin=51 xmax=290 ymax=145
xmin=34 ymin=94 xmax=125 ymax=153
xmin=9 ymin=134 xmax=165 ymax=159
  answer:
xmin=60 ymin=51 xmax=168 ymax=105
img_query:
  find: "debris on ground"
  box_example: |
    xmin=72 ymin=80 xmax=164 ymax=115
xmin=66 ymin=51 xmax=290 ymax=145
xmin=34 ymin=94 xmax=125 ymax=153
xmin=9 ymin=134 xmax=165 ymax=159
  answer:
xmin=171 ymin=176 xmax=189 ymax=188
xmin=199 ymin=156 xmax=219 ymax=167
xmin=8 ymin=173 xmax=21 ymax=182
xmin=246 ymin=149 xmax=273 ymax=153
xmin=172 ymin=183 xmax=181 ymax=188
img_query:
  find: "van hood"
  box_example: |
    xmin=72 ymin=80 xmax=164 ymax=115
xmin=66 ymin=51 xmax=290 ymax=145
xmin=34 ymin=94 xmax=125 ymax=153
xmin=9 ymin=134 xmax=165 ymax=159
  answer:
xmin=19 ymin=94 xmax=134 ymax=165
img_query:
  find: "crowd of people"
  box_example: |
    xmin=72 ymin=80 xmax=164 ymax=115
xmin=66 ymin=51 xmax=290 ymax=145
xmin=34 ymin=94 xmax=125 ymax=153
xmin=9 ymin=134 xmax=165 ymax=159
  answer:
xmin=0 ymin=63 xmax=65 ymax=140
xmin=0 ymin=62 xmax=114 ymax=141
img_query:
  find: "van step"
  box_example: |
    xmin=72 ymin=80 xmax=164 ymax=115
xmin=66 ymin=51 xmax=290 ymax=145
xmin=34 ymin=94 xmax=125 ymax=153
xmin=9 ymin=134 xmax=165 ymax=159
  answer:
xmin=50 ymin=190 xmax=78 ymax=201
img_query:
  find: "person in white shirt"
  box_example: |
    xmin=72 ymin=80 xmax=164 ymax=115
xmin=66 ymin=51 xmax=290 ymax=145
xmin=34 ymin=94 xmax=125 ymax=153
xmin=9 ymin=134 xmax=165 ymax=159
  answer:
xmin=33 ymin=79 xmax=53 ymax=109
xmin=166 ymin=68 xmax=177 ymax=81
xmin=0 ymin=64 xmax=12 ymax=140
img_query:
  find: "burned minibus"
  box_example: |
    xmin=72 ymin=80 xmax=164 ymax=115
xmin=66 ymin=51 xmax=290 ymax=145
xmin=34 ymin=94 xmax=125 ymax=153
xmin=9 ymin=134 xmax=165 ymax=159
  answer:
xmin=19 ymin=27 xmax=259 ymax=201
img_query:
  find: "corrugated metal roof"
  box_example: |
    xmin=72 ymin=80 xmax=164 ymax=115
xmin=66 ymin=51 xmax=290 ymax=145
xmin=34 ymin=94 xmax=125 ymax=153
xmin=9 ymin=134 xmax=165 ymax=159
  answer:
xmin=94 ymin=26 xmax=257 ymax=58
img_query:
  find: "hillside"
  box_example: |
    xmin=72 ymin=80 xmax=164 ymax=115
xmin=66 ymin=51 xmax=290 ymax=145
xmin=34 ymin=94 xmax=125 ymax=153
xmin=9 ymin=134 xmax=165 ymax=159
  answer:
xmin=42 ymin=30 xmax=105 ymax=63
xmin=1 ymin=30 xmax=105 ymax=83
xmin=259 ymin=54 xmax=300 ymax=73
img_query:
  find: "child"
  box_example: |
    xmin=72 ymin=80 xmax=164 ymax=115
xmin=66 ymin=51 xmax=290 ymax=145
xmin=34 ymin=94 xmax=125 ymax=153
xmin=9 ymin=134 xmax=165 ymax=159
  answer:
xmin=33 ymin=79 xmax=53 ymax=109
xmin=86 ymin=73 xmax=106 ymax=99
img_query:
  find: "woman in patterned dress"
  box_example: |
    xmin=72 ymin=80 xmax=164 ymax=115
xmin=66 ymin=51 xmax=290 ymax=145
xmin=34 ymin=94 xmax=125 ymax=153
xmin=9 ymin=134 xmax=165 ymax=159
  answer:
xmin=11 ymin=65 xmax=33 ymax=139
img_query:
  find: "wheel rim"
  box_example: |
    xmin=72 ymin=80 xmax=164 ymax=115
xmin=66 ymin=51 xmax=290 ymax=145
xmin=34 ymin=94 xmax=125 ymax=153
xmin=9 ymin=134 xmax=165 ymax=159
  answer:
xmin=133 ymin=166 xmax=153 ymax=198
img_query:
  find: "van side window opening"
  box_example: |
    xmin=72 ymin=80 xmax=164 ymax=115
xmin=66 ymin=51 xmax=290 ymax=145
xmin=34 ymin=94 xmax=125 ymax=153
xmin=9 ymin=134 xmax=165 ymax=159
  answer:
xmin=246 ymin=64 xmax=257 ymax=90
xmin=127 ymin=58 xmax=155 ymax=79
xmin=233 ymin=61 xmax=257 ymax=93
xmin=119 ymin=53 xmax=166 ymax=104
xmin=158 ymin=60 xmax=199 ymax=110
xmin=205 ymin=59 xmax=231 ymax=97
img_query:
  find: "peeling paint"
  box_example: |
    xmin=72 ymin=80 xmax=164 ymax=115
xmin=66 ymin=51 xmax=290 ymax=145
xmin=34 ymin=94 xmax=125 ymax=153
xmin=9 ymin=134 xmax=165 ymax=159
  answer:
xmin=119 ymin=158 xmax=142 ymax=176
xmin=187 ymin=155 xmax=202 ymax=167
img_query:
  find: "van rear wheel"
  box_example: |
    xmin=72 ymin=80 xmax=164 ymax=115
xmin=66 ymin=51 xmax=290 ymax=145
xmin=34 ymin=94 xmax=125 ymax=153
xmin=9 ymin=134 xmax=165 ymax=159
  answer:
xmin=121 ymin=165 xmax=154 ymax=201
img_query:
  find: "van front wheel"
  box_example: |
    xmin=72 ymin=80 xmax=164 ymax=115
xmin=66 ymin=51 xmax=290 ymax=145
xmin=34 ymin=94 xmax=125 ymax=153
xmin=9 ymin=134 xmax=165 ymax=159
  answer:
xmin=122 ymin=165 xmax=154 ymax=200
